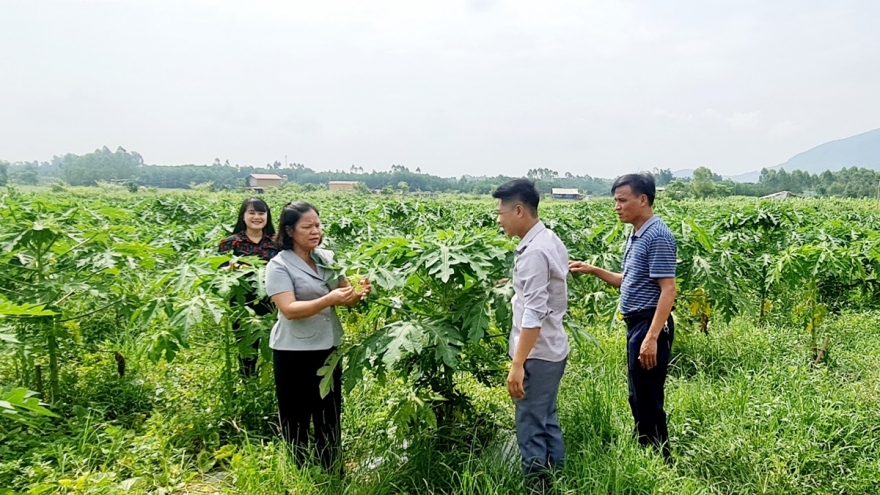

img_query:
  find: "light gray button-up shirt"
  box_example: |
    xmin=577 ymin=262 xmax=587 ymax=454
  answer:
xmin=265 ymin=248 xmax=345 ymax=351
xmin=510 ymin=221 xmax=570 ymax=362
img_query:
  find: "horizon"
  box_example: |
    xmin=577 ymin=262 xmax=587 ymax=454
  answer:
xmin=6 ymin=125 xmax=876 ymax=181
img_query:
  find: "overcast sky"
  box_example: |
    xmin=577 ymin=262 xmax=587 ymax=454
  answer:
xmin=2 ymin=0 xmax=878 ymax=177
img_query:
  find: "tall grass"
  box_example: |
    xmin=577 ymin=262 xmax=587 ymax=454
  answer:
xmin=4 ymin=312 xmax=880 ymax=494
xmin=222 ymin=312 xmax=880 ymax=494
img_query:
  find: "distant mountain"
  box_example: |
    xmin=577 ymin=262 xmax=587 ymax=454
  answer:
xmin=728 ymin=127 xmax=880 ymax=183
xmin=725 ymin=170 xmax=761 ymax=183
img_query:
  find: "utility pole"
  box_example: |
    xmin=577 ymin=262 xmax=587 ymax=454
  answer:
xmin=285 ymin=155 xmax=287 ymax=168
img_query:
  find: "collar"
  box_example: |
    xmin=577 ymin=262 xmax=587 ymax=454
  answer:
xmin=515 ymin=221 xmax=546 ymax=254
xmin=632 ymin=215 xmax=660 ymax=238
xmin=280 ymin=249 xmax=324 ymax=281
xmin=236 ymin=231 xmax=271 ymax=244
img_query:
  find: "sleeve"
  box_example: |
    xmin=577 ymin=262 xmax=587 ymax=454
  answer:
xmin=265 ymin=259 xmax=295 ymax=297
xmin=261 ymin=240 xmax=281 ymax=261
xmin=218 ymin=236 xmax=233 ymax=255
xmin=648 ymin=234 xmax=677 ymax=279
xmin=518 ymin=250 xmax=551 ymax=328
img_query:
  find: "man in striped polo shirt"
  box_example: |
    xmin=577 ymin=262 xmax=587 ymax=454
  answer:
xmin=570 ymin=173 xmax=677 ymax=460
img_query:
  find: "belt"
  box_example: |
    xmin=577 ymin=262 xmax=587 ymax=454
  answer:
xmin=621 ymin=307 xmax=657 ymax=328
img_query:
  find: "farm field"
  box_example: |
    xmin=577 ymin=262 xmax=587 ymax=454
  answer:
xmin=2 ymin=185 xmax=880 ymax=494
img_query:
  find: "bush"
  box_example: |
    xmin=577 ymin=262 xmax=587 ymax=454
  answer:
xmin=59 ymin=349 xmax=155 ymax=426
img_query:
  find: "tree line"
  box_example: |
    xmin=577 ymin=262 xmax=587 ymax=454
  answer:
xmin=664 ymin=166 xmax=880 ymax=199
xmin=2 ymin=147 xmax=879 ymax=198
xmin=0 ymin=147 xmax=614 ymax=195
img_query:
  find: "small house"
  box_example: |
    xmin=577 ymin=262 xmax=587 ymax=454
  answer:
xmin=329 ymin=181 xmax=358 ymax=192
xmin=551 ymin=188 xmax=584 ymax=200
xmin=247 ymin=174 xmax=283 ymax=190
xmin=760 ymin=191 xmax=799 ymax=200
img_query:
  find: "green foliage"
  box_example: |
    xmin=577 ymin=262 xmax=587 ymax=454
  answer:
xmin=2 ymin=188 xmax=880 ymax=494
xmin=338 ymin=228 xmax=514 ymax=431
xmin=352 ymin=181 xmax=371 ymax=195
xmin=59 ymin=146 xmax=143 ymax=186
xmin=0 ymin=386 xmax=58 ymax=425
xmin=690 ymin=166 xmax=719 ymax=198
xmin=0 ymin=196 xmax=148 ymax=400
xmin=10 ymin=163 xmax=38 ymax=185
xmin=663 ymin=178 xmax=691 ymax=199
xmin=758 ymin=165 xmax=880 ymax=198
xmin=58 ymin=349 xmax=154 ymax=425
xmin=526 ymin=167 xmax=559 ymax=181
xmin=11 ymin=145 xmax=880 ymax=198
xmin=653 ymin=167 xmax=674 ymax=186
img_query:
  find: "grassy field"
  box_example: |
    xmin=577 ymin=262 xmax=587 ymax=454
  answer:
xmin=4 ymin=312 xmax=880 ymax=494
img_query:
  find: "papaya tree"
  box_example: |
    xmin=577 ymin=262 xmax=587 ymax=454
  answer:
xmin=133 ymin=250 xmax=273 ymax=411
xmin=0 ymin=192 xmax=152 ymax=401
xmin=332 ymin=228 xmax=515 ymax=432
xmin=771 ymin=242 xmax=866 ymax=363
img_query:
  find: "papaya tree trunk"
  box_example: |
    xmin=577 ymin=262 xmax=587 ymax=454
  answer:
xmin=758 ymin=264 xmax=768 ymax=324
xmin=222 ymin=315 xmax=235 ymax=410
xmin=46 ymin=318 xmax=60 ymax=401
xmin=34 ymin=364 xmax=44 ymax=400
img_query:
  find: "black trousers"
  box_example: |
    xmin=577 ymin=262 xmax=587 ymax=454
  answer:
xmin=273 ymin=348 xmax=342 ymax=472
xmin=624 ymin=309 xmax=674 ymax=458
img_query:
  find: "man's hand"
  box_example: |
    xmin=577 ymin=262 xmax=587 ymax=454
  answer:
xmin=639 ymin=336 xmax=658 ymax=370
xmin=568 ymin=260 xmax=595 ymax=275
xmin=507 ymin=363 xmax=525 ymax=399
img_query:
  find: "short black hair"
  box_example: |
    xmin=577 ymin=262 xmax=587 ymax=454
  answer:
xmin=275 ymin=201 xmax=320 ymax=250
xmin=612 ymin=173 xmax=656 ymax=206
xmin=232 ymin=197 xmax=275 ymax=236
xmin=492 ymin=179 xmax=539 ymax=216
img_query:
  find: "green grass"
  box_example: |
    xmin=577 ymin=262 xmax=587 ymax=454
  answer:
xmin=4 ymin=312 xmax=880 ymax=494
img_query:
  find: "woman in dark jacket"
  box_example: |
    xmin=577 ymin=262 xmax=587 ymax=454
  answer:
xmin=218 ymin=197 xmax=280 ymax=377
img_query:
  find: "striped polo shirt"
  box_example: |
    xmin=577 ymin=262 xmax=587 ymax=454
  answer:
xmin=619 ymin=215 xmax=677 ymax=315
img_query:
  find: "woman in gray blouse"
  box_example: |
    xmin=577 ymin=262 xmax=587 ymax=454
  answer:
xmin=265 ymin=201 xmax=371 ymax=473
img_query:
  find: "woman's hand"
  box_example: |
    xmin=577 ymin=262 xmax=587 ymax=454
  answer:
xmin=327 ymin=286 xmax=358 ymax=306
xmin=342 ymin=276 xmax=372 ymax=305
xmin=357 ymin=277 xmax=372 ymax=301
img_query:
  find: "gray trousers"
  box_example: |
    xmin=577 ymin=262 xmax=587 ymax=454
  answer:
xmin=513 ymin=357 xmax=567 ymax=475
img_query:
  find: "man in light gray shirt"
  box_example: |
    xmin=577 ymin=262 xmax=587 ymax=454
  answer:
xmin=493 ymin=179 xmax=570 ymax=494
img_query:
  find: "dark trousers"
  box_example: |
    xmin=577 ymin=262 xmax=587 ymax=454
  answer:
xmin=514 ymin=358 xmax=567 ymax=476
xmin=625 ymin=310 xmax=674 ymax=458
xmin=273 ymin=348 xmax=342 ymax=472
